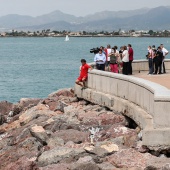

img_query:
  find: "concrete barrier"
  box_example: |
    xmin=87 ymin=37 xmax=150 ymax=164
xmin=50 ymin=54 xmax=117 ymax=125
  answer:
xmin=132 ymin=59 xmax=170 ymax=72
xmin=74 ymin=60 xmax=170 ymax=150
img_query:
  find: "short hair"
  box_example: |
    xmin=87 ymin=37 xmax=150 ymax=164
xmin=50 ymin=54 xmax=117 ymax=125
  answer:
xmin=81 ymin=59 xmax=86 ymax=63
xmin=128 ymin=44 xmax=132 ymax=47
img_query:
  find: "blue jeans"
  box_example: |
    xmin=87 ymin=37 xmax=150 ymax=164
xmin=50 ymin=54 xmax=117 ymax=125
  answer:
xmin=148 ymin=58 xmax=153 ymax=74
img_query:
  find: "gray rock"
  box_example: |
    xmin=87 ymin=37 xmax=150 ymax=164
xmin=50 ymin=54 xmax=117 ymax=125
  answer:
xmin=47 ymin=136 xmax=64 ymax=148
xmin=3 ymin=156 xmax=39 ymax=170
xmin=18 ymin=137 xmax=43 ymax=152
xmin=0 ymin=113 xmax=6 ymax=125
xmin=54 ymin=129 xmax=89 ymax=144
xmin=71 ymin=162 xmax=100 ymax=170
xmin=30 ymin=125 xmax=48 ymax=145
xmin=39 ymin=163 xmax=70 ymax=170
xmin=38 ymin=147 xmax=85 ymax=167
xmin=15 ymin=128 xmax=32 ymax=143
xmin=69 ymin=97 xmax=78 ymax=103
xmin=0 ymin=101 xmax=13 ymax=115
xmin=56 ymin=100 xmax=69 ymax=112
xmin=76 ymin=156 xmax=95 ymax=164
xmin=84 ymin=144 xmax=118 ymax=157
xmin=19 ymin=105 xmax=54 ymax=126
xmin=162 ymin=163 xmax=170 ymax=170
xmin=48 ymin=88 xmax=74 ymax=98
xmin=97 ymin=162 xmax=116 ymax=170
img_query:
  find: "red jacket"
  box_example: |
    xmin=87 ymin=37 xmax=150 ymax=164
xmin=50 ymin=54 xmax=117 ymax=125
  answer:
xmin=128 ymin=47 xmax=134 ymax=61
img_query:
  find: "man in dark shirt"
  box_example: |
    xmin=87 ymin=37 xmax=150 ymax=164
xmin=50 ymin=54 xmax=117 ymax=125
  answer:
xmin=154 ymin=46 xmax=163 ymax=74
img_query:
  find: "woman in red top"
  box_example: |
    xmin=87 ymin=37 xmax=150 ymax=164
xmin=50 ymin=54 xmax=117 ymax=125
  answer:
xmin=75 ymin=59 xmax=92 ymax=89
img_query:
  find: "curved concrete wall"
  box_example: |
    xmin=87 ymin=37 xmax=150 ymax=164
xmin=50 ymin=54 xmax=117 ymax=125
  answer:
xmin=74 ymin=60 xmax=170 ymax=149
xmin=132 ymin=59 xmax=170 ymax=72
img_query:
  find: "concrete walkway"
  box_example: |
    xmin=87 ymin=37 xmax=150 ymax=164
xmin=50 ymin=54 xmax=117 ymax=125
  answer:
xmin=132 ymin=71 xmax=170 ymax=89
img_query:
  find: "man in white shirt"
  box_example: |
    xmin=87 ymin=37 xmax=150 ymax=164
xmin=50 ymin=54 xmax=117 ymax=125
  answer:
xmin=160 ymin=44 xmax=169 ymax=73
xmin=122 ymin=46 xmax=129 ymax=75
xmin=94 ymin=49 xmax=106 ymax=71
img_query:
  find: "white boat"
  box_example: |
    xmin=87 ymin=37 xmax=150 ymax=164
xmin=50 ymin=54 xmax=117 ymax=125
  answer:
xmin=65 ymin=35 xmax=69 ymax=41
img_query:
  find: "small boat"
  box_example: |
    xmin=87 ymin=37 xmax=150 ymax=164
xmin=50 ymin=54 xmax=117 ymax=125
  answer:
xmin=65 ymin=35 xmax=69 ymax=41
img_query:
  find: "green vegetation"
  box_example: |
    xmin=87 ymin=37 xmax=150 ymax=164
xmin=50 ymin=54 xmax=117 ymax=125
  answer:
xmin=1 ymin=29 xmax=170 ymax=37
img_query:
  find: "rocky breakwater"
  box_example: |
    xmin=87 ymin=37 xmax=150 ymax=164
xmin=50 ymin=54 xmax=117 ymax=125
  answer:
xmin=0 ymin=88 xmax=170 ymax=170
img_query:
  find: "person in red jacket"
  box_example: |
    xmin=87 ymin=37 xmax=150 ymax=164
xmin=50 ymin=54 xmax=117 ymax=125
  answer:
xmin=76 ymin=59 xmax=92 ymax=89
xmin=128 ymin=44 xmax=134 ymax=75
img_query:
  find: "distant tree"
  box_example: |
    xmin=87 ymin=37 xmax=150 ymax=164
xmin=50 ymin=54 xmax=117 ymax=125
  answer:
xmin=163 ymin=30 xmax=169 ymax=37
xmin=53 ymin=30 xmax=59 ymax=34
xmin=114 ymin=32 xmax=119 ymax=35
xmin=148 ymin=30 xmax=154 ymax=35
xmin=82 ymin=31 xmax=86 ymax=35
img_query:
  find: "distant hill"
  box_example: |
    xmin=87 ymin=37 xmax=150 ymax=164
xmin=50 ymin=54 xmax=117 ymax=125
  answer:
xmin=0 ymin=6 xmax=170 ymax=31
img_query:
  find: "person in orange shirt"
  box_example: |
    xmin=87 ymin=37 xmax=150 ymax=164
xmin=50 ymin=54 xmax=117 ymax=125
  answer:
xmin=75 ymin=59 xmax=92 ymax=89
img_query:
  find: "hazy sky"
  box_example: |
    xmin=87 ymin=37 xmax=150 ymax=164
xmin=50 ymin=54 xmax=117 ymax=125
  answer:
xmin=0 ymin=0 xmax=170 ymax=17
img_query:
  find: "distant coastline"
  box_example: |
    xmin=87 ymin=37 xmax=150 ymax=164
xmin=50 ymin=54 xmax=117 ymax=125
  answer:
xmin=0 ymin=35 xmax=170 ymax=38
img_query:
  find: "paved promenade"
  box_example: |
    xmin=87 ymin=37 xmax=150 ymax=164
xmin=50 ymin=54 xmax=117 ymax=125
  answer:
xmin=132 ymin=71 xmax=170 ymax=89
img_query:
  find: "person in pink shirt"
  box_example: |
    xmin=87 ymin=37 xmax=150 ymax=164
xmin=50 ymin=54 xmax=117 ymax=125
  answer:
xmin=147 ymin=46 xmax=154 ymax=75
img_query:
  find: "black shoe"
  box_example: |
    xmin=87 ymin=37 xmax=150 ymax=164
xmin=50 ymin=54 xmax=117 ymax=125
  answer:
xmin=158 ymin=72 xmax=162 ymax=74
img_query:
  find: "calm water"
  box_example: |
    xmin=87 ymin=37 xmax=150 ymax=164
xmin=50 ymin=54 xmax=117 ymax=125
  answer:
xmin=0 ymin=37 xmax=170 ymax=103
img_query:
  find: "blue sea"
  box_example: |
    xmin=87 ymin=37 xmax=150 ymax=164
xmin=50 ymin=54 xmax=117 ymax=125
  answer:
xmin=0 ymin=37 xmax=170 ymax=103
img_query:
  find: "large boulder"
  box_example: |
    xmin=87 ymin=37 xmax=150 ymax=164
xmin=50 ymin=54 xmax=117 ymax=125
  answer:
xmin=0 ymin=101 xmax=13 ymax=115
xmin=19 ymin=104 xmax=55 ymax=126
xmin=12 ymin=98 xmax=41 ymax=116
xmin=41 ymin=97 xmax=59 ymax=111
xmin=71 ymin=162 xmax=100 ymax=170
xmin=84 ymin=143 xmax=119 ymax=157
xmin=3 ymin=156 xmax=38 ymax=170
xmin=107 ymin=148 xmax=153 ymax=169
xmin=30 ymin=125 xmax=49 ymax=145
xmin=48 ymin=88 xmax=74 ymax=98
xmin=99 ymin=125 xmax=137 ymax=141
xmin=39 ymin=163 xmax=70 ymax=170
xmin=38 ymin=147 xmax=85 ymax=167
xmin=54 ymin=129 xmax=89 ymax=144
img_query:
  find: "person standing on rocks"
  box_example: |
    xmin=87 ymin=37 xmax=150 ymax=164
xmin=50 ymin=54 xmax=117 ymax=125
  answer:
xmin=75 ymin=59 xmax=92 ymax=89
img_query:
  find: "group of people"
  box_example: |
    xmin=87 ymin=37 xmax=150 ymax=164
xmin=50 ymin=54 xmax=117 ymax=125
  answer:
xmin=75 ymin=44 xmax=134 ymax=89
xmin=75 ymin=43 xmax=169 ymax=89
xmin=94 ymin=44 xmax=134 ymax=75
xmin=147 ymin=44 xmax=169 ymax=75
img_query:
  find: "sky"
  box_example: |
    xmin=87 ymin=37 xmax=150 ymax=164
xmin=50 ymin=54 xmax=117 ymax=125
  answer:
xmin=0 ymin=0 xmax=170 ymax=17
